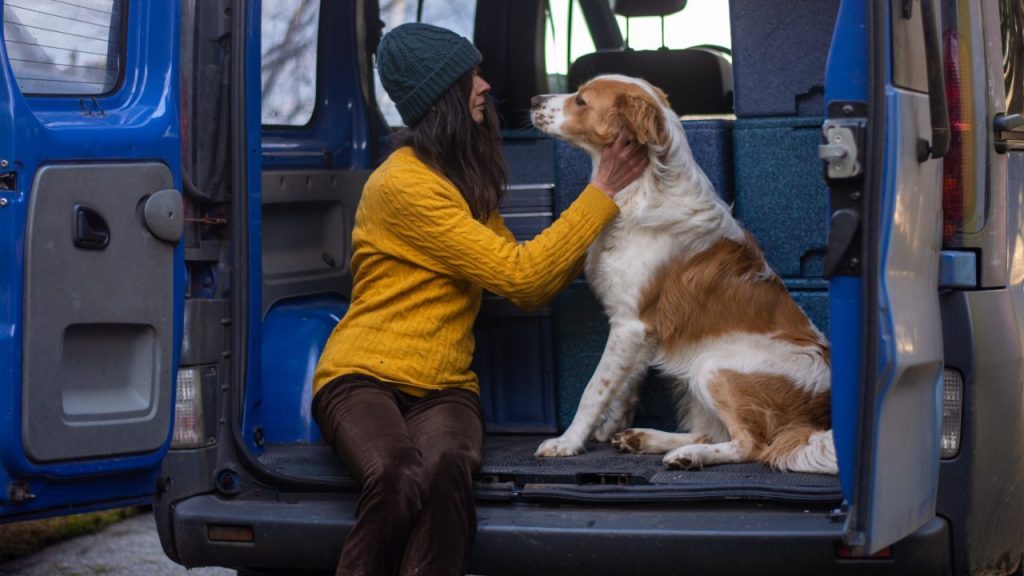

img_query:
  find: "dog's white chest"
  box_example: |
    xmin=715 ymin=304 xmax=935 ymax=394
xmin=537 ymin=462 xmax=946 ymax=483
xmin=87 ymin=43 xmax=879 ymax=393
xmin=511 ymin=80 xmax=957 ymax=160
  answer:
xmin=585 ymin=221 xmax=674 ymax=314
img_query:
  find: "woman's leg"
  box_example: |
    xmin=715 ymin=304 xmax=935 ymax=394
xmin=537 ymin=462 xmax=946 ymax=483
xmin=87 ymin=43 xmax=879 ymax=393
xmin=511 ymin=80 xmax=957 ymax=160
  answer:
xmin=313 ymin=377 xmax=426 ymax=576
xmin=400 ymin=388 xmax=484 ymax=576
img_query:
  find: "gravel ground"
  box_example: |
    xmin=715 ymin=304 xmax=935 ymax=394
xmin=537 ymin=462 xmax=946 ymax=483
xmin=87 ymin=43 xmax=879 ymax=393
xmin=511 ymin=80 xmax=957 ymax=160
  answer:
xmin=0 ymin=511 xmax=233 ymax=576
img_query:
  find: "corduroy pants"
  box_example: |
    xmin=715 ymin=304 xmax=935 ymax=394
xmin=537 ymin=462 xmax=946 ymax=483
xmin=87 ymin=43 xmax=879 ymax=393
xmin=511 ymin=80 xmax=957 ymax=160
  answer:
xmin=312 ymin=374 xmax=484 ymax=576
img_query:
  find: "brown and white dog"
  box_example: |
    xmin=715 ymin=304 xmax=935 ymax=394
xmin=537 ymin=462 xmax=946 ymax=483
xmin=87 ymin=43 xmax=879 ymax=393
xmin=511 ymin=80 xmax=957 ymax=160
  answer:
xmin=530 ymin=75 xmax=836 ymax=474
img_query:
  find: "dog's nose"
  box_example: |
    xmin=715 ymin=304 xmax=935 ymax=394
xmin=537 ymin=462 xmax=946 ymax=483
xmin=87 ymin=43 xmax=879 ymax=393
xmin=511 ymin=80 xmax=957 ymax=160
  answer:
xmin=530 ymin=95 xmax=546 ymax=108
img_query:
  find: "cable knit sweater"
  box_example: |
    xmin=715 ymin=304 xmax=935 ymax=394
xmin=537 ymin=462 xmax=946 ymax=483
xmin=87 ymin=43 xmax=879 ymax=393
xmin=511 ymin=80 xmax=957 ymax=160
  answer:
xmin=312 ymin=146 xmax=619 ymax=398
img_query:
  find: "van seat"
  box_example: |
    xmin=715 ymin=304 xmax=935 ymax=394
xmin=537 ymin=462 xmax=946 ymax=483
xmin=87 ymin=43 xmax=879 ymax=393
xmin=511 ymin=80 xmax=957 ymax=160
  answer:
xmin=568 ymin=48 xmax=733 ymax=115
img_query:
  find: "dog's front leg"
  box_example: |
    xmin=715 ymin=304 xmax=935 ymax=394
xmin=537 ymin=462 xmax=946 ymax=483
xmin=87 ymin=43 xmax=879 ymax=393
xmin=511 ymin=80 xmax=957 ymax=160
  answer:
xmin=536 ymin=319 xmax=652 ymax=457
xmin=592 ymin=346 xmax=654 ymax=442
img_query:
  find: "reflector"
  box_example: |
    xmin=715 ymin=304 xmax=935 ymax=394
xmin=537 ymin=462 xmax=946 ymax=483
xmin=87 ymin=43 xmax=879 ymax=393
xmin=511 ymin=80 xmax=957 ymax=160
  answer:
xmin=172 ymin=367 xmax=206 ymax=448
xmin=941 ymin=369 xmax=964 ymax=458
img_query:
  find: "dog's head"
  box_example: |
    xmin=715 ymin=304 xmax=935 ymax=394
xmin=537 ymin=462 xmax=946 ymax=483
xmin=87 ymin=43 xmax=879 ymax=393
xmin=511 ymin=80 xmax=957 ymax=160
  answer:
xmin=530 ymin=75 xmax=671 ymax=155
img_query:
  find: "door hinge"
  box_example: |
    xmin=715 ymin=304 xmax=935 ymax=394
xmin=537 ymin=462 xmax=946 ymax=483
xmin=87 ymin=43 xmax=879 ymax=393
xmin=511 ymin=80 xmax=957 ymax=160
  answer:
xmin=8 ymin=482 xmax=36 ymax=505
xmin=0 ymin=171 xmax=16 ymax=192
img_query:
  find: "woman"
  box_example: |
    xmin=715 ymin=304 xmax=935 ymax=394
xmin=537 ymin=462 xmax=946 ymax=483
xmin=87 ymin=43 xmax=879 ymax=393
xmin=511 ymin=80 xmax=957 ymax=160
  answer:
xmin=311 ymin=22 xmax=648 ymax=576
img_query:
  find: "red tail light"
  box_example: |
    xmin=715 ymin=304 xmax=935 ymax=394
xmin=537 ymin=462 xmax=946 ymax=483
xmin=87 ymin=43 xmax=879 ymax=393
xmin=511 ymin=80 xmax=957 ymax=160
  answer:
xmin=941 ymin=25 xmax=979 ymax=244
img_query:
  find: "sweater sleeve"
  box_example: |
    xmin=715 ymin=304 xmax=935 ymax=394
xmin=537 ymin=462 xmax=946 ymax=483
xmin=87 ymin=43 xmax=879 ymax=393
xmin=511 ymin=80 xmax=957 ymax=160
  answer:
xmin=376 ymin=170 xmax=618 ymax=310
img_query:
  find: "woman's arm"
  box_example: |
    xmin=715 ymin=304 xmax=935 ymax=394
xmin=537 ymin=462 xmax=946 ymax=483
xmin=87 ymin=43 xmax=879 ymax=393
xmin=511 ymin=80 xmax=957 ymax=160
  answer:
xmin=379 ymin=176 xmax=616 ymax=309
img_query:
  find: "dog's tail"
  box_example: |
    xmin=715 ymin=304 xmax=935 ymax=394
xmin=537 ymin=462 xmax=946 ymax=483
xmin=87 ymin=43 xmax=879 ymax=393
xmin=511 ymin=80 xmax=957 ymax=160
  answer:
xmin=762 ymin=428 xmax=837 ymax=475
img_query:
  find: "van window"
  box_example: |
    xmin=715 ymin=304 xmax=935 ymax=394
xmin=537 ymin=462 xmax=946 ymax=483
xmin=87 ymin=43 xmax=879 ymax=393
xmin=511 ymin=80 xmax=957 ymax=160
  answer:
xmin=261 ymin=0 xmax=320 ymax=126
xmin=543 ymin=0 xmax=731 ymax=92
xmin=2 ymin=0 xmax=124 ymax=96
xmin=375 ymin=0 xmax=477 ymax=126
xmin=1001 ymin=0 xmax=1023 ymax=115
xmin=544 ymin=0 xmax=597 ymax=91
xmin=612 ymin=0 xmax=731 ymax=52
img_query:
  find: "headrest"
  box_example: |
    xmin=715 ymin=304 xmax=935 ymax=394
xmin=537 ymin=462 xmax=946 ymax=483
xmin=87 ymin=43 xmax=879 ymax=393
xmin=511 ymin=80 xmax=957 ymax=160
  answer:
xmin=568 ymin=48 xmax=733 ymax=115
xmin=614 ymin=0 xmax=687 ymax=18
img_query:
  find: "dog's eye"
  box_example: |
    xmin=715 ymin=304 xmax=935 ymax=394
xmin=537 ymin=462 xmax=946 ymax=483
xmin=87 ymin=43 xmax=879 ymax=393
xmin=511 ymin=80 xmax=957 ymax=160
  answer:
xmin=575 ymin=95 xmax=586 ymax=107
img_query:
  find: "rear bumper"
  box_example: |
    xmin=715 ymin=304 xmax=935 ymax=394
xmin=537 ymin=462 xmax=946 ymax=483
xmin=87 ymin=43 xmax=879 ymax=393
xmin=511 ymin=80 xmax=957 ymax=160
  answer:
xmin=169 ymin=494 xmax=951 ymax=575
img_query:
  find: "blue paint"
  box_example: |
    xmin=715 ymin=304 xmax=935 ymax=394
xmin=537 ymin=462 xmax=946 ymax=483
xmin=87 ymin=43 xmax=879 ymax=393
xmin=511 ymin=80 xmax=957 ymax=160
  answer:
xmin=0 ymin=0 xmax=183 ymax=519
xmin=260 ymin=297 xmax=348 ymax=443
xmin=242 ymin=0 xmax=266 ymax=455
xmin=938 ymin=251 xmax=978 ymax=288
xmin=824 ymin=0 xmax=869 ymax=503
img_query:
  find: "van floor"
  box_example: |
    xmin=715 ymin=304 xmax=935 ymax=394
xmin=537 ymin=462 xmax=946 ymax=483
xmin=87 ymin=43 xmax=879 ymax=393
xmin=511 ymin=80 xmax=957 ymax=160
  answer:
xmin=261 ymin=435 xmax=842 ymax=503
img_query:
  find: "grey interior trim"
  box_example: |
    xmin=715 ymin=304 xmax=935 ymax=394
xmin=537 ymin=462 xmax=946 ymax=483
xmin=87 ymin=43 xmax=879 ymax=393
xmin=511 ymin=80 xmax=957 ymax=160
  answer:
xmin=260 ymin=169 xmax=370 ymax=316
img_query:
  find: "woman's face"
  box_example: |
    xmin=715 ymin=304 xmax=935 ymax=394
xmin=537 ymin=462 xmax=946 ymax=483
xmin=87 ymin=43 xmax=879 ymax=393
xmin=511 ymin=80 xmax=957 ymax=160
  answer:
xmin=469 ymin=70 xmax=491 ymax=124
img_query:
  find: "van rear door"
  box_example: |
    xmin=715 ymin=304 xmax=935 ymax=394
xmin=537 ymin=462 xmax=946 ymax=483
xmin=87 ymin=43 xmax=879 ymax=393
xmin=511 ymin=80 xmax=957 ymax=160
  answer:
xmin=0 ymin=0 xmax=183 ymax=522
xmin=825 ymin=0 xmax=946 ymax=554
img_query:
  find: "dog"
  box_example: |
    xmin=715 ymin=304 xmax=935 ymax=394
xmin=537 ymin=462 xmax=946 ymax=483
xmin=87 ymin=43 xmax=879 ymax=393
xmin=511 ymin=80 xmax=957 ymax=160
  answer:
xmin=529 ymin=75 xmax=836 ymax=474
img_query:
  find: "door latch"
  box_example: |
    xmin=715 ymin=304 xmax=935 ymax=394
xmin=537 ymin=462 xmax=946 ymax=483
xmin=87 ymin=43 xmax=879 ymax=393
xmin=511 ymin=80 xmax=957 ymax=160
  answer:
xmin=822 ymin=102 xmax=867 ymax=277
xmin=820 ymin=121 xmax=863 ymax=179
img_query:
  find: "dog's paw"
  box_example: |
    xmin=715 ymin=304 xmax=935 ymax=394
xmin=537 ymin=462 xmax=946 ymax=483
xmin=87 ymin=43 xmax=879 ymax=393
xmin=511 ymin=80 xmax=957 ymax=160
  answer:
xmin=663 ymin=446 xmax=704 ymax=470
xmin=535 ymin=437 xmax=585 ymax=457
xmin=612 ymin=429 xmax=648 ymax=453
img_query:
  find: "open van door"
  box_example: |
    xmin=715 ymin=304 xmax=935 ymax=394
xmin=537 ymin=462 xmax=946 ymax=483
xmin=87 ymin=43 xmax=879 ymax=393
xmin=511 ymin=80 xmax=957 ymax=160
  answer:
xmin=825 ymin=0 xmax=946 ymax=554
xmin=0 ymin=0 xmax=183 ymax=522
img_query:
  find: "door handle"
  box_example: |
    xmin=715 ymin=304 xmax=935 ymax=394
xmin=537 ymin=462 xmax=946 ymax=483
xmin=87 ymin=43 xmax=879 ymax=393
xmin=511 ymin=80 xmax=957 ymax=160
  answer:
xmin=823 ymin=208 xmax=862 ymax=278
xmin=73 ymin=204 xmax=110 ymax=250
xmin=994 ymin=113 xmax=1024 ymax=153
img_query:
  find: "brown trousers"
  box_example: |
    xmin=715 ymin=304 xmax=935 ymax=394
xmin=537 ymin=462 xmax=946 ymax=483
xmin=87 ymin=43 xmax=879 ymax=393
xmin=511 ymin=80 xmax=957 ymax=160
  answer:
xmin=312 ymin=375 xmax=484 ymax=576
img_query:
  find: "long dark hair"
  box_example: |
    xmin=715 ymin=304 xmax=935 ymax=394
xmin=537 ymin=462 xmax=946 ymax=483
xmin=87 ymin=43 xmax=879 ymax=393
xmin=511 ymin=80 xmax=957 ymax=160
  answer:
xmin=393 ymin=70 xmax=507 ymax=221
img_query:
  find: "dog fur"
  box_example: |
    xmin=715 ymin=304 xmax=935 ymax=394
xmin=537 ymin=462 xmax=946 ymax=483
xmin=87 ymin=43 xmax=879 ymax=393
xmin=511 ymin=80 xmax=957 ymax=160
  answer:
xmin=530 ymin=74 xmax=836 ymax=474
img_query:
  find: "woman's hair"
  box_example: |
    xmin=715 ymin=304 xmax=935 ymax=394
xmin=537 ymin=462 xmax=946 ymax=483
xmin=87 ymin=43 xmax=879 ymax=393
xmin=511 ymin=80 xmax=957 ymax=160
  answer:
xmin=393 ymin=70 xmax=507 ymax=221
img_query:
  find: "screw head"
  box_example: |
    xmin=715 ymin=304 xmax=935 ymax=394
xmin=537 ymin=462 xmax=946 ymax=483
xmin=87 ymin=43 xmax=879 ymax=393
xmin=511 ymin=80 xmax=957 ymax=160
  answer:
xmin=0 ymin=198 xmax=8 ymax=207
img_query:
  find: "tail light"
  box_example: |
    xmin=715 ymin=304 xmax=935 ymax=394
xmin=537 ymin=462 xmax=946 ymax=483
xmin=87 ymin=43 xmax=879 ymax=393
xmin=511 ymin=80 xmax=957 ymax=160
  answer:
xmin=941 ymin=368 xmax=964 ymax=458
xmin=172 ymin=366 xmax=208 ymax=448
xmin=941 ymin=22 xmax=980 ymax=243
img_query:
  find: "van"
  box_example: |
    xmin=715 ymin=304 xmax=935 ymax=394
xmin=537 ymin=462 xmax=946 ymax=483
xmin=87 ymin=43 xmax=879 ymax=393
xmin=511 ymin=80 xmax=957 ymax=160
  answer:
xmin=2 ymin=0 xmax=1023 ymax=574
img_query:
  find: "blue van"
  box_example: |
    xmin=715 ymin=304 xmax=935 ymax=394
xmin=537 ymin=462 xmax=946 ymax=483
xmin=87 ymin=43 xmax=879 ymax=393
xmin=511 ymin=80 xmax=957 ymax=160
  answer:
xmin=2 ymin=0 xmax=1024 ymax=574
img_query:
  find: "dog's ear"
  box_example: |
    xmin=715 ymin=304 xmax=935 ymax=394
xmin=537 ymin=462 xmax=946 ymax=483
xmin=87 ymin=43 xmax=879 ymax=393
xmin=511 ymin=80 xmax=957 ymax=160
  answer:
xmin=614 ymin=92 xmax=666 ymax=146
xmin=652 ymin=85 xmax=671 ymax=109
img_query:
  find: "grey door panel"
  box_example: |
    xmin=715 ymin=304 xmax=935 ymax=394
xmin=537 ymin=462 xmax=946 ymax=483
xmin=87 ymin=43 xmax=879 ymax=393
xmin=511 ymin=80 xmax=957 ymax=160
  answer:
xmin=23 ymin=163 xmax=178 ymax=462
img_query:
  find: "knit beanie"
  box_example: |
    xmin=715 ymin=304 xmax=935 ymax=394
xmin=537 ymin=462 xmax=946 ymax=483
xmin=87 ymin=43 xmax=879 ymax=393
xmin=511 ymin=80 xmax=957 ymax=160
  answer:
xmin=376 ymin=23 xmax=482 ymax=126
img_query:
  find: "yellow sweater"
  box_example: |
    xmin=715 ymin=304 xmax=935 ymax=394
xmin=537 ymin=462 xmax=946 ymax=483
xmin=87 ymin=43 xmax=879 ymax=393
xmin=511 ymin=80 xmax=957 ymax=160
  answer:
xmin=312 ymin=146 xmax=619 ymax=398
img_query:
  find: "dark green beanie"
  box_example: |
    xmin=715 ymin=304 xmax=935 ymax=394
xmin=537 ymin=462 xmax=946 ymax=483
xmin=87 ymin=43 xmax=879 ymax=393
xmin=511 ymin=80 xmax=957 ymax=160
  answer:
xmin=376 ymin=23 xmax=482 ymax=126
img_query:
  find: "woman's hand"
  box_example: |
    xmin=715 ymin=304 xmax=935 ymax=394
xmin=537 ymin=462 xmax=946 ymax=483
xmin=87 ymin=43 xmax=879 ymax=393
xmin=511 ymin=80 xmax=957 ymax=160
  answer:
xmin=592 ymin=133 xmax=650 ymax=198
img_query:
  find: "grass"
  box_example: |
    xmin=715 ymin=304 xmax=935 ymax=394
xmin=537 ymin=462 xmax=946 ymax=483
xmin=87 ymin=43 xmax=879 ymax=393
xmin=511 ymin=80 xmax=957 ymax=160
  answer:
xmin=0 ymin=507 xmax=139 ymax=563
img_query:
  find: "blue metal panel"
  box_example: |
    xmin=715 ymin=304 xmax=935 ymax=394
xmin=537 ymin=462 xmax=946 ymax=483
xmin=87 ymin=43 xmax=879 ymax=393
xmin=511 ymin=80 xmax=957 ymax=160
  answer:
xmin=824 ymin=0 xmax=869 ymax=503
xmin=261 ymin=0 xmax=375 ymax=171
xmin=260 ymin=297 xmax=347 ymax=443
xmin=242 ymin=0 xmax=266 ymax=454
xmin=0 ymin=0 xmax=184 ymax=521
xmin=938 ymin=251 xmax=978 ymax=288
